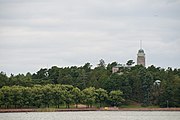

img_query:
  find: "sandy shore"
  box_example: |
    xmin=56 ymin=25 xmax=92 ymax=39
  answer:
xmin=0 ymin=107 xmax=180 ymax=113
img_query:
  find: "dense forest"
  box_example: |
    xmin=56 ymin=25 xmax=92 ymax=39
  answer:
xmin=0 ymin=60 xmax=180 ymax=108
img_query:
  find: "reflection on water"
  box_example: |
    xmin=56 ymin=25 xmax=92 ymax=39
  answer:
xmin=0 ymin=111 xmax=180 ymax=120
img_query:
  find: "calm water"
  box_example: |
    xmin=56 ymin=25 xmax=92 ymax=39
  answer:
xmin=0 ymin=111 xmax=180 ymax=120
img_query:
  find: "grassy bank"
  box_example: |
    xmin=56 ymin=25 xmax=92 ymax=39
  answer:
xmin=121 ymin=105 xmax=159 ymax=108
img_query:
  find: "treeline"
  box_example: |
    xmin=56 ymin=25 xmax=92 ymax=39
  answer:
xmin=0 ymin=60 xmax=180 ymax=108
xmin=0 ymin=84 xmax=124 ymax=108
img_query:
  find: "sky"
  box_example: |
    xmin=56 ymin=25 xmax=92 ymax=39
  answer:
xmin=0 ymin=0 xmax=180 ymax=75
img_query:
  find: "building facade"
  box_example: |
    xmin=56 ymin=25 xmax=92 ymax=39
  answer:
xmin=112 ymin=64 xmax=125 ymax=73
xmin=137 ymin=49 xmax=145 ymax=66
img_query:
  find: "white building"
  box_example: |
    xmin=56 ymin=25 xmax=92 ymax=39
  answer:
xmin=112 ymin=64 xmax=125 ymax=73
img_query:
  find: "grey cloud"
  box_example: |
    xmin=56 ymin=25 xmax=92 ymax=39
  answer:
xmin=0 ymin=0 xmax=180 ymax=75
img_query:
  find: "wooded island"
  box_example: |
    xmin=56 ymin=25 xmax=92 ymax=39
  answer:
xmin=0 ymin=60 xmax=180 ymax=109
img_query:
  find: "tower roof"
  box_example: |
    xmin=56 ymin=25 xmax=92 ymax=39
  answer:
xmin=138 ymin=49 xmax=144 ymax=53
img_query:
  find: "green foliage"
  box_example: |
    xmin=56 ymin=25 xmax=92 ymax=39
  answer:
xmin=0 ymin=90 xmax=2 ymax=107
xmin=82 ymin=87 xmax=96 ymax=108
xmin=0 ymin=72 xmax=9 ymax=88
xmin=72 ymin=87 xmax=82 ymax=108
xmin=0 ymin=84 xmax=123 ymax=108
xmin=98 ymin=59 xmax=106 ymax=68
xmin=140 ymin=69 xmax=154 ymax=106
xmin=1 ymin=86 xmax=13 ymax=108
xmin=21 ymin=87 xmax=33 ymax=107
xmin=95 ymin=88 xmax=108 ymax=107
xmin=52 ymin=85 xmax=65 ymax=108
xmin=126 ymin=60 xmax=135 ymax=66
xmin=32 ymin=85 xmax=43 ymax=108
xmin=0 ymin=61 xmax=180 ymax=108
xmin=11 ymin=86 xmax=24 ymax=108
xmin=109 ymin=90 xmax=124 ymax=107
xmin=159 ymin=76 xmax=180 ymax=107
xmin=107 ymin=62 xmax=117 ymax=74
xmin=63 ymin=86 xmax=74 ymax=108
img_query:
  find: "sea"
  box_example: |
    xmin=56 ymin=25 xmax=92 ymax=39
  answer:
xmin=0 ymin=111 xmax=180 ymax=120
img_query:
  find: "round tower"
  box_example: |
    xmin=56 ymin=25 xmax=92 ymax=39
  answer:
xmin=137 ymin=48 xmax=145 ymax=66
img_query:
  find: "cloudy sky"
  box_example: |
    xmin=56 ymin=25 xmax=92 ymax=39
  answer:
xmin=0 ymin=0 xmax=180 ymax=75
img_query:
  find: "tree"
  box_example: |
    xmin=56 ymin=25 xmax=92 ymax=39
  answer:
xmin=89 ymin=66 xmax=108 ymax=89
xmin=1 ymin=86 xmax=13 ymax=108
xmin=107 ymin=62 xmax=118 ymax=74
xmin=31 ymin=85 xmax=43 ymax=108
xmin=159 ymin=76 xmax=180 ymax=107
xmin=138 ymin=67 xmax=147 ymax=103
xmin=62 ymin=85 xmax=74 ymax=108
xmin=173 ymin=76 xmax=180 ymax=107
xmin=0 ymin=89 xmax=3 ymax=108
xmin=59 ymin=75 xmax=73 ymax=85
xmin=41 ymin=84 xmax=53 ymax=108
xmin=52 ymin=85 xmax=65 ymax=108
xmin=0 ymin=72 xmax=8 ymax=88
xmin=82 ymin=87 xmax=96 ymax=108
xmin=75 ymin=69 xmax=87 ymax=89
xmin=33 ymin=68 xmax=48 ymax=79
xmin=72 ymin=87 xmax=82 ymax=108
xmin=22 ymin=87 xmax=33 ymax=107
xmin=82 ymin=63 xmax=92 ymax=72
xmin=109 ymin=90 xmax=124 ymax=107
xmin=11 ymin=86 xmax=24 ymax=108
xmin=126 ymin=60 xmax=135 ymax=66
xmin=142 ymin=71 xmax=153 ymax=106
xmin=98 ymin=59 xmax=106 ymax=68
xmin=63 ymin=90 xmax=73 ymax=108
xmin=95 ymin=88 xmax=108 ymax=107
xmin=48 ymin=66 xmax=60 ymax=84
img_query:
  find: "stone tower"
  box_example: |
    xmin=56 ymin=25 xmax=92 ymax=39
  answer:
xmin=137 ymin=41 xmax=145 ymax=66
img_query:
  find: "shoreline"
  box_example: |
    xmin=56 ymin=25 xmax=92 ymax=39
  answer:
xmin=0 ymin=108 xmax=180 ymax=113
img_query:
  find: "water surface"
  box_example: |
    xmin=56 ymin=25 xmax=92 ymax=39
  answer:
xmin=0 ymin=111 xmax=180 ymax=120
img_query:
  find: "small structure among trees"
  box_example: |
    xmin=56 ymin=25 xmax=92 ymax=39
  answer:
xmin=112 ymin=60 xmax=135 ymax=73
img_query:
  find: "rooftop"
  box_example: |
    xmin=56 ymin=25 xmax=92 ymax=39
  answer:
xmin=138 ymin=49 xmax=145 ymax=53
